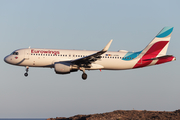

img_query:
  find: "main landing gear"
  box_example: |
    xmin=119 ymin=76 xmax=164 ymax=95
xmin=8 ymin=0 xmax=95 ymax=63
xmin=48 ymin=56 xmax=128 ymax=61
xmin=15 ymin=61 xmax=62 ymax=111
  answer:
xmin=24 ymin=66 xmax=29 ymax=77
xmin=80 ymin=67 xmax=87 ymax=80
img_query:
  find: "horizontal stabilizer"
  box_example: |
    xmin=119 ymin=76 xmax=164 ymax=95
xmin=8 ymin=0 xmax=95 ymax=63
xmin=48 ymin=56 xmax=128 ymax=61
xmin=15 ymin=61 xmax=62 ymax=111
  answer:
xmin=142 ymin=55 xmax=176 ymax=65
xmin=142 ymin=55 xmax=174 ymax=61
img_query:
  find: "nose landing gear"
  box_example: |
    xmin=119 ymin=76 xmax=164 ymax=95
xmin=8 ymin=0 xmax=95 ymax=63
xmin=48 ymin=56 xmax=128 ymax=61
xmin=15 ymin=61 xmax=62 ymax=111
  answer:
xmin=24 ymin=66 xmax=29 ymax=77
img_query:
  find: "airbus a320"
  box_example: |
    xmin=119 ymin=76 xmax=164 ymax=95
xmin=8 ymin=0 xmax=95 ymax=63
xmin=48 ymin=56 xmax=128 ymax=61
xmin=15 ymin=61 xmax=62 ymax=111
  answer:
xmin=4 ymin=27 xmax=176 ymax=80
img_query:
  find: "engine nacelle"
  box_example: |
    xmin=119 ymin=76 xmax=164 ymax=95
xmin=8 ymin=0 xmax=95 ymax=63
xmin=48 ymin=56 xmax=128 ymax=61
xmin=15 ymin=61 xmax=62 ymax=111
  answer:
xmin=54 ymin=62 xmax=72 ymax=74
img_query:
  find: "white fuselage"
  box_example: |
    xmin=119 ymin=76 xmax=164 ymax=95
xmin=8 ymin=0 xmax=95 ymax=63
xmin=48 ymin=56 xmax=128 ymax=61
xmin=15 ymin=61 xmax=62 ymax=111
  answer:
xmin=4 ymin=48 xmax=140 ymax=70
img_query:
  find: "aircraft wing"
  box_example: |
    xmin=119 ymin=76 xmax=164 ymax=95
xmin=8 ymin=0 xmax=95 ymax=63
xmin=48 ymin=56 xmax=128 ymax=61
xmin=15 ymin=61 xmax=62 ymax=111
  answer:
xmin=71 ymin=39 xmax=113 ymax=65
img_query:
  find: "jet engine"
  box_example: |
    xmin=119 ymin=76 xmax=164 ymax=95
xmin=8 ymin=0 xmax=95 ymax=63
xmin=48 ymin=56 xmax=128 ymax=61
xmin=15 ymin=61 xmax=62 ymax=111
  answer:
xmin=54 ymin=62 xmax=77 ymax=74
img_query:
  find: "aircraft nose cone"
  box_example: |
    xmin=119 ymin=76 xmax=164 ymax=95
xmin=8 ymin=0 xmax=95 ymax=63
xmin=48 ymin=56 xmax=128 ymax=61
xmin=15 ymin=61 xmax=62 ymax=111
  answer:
xmin=4 ymin=56 xmax=8 ymax=63
xmin=4 ymin=56 xmax=11 ymax=64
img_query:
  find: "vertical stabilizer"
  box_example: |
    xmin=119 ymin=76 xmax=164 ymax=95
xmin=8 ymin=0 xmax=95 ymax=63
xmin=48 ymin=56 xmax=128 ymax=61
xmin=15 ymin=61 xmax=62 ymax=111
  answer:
xmin=142 ymin=27 xmax=173 ymax=57
xmin=133 ymin=27 xmax=174 ymax=68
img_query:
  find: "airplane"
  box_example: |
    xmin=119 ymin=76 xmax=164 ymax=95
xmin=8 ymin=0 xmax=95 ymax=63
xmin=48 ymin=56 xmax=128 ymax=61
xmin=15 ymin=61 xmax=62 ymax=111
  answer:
xmin=4 ymin=27 xmax=176 ymax=80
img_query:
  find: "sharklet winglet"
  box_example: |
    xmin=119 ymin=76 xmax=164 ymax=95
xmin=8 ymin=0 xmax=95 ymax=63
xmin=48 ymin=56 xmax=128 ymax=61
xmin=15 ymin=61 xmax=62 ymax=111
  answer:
xmin=102 ymin=39 xmax=113 ymax=52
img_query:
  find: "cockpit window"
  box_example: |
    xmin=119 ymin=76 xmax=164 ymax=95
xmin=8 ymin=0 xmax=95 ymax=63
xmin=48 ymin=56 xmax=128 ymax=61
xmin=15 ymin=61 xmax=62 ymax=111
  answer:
xmin=11 ymin=52 xmax=19 ymax=55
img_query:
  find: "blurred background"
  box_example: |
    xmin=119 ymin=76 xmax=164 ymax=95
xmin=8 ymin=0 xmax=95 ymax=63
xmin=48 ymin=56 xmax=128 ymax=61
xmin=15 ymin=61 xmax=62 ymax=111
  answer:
xmin=0 ymin=0 xmax=179 ymax=118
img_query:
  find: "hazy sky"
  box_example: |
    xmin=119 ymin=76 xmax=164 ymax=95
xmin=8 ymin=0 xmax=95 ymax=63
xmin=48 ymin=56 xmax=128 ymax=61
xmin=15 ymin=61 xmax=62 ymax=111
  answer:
xmin=0 ymin=0 xmax=180 ymax=118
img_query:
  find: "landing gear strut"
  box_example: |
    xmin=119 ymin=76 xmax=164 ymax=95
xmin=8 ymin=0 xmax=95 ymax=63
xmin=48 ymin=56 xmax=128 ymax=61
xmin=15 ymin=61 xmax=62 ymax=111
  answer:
xmin=24 ymin=66 xmax=29 ymax=77
xmin=80 ymin=67 xmax=87 ymax=80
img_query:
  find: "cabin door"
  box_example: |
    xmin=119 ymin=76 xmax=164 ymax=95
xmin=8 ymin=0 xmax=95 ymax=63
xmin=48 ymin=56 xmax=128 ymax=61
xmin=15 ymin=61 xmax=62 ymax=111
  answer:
xmin=24 ymin=49 xmax=29 ymax=60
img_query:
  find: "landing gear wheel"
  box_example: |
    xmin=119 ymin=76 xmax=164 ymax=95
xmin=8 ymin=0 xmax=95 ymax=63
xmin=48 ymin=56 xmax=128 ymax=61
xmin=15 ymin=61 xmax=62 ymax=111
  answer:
xmin=24 ymin=73 xmax=28 ymax=77
xmin=24 ymin=66 xmax=29 ymax=77
xmin=82 ymin=73 xmax=87 ymax=80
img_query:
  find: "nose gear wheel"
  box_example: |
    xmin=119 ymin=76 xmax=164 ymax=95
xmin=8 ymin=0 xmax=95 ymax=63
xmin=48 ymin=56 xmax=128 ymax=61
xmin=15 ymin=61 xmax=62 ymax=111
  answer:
xmin=24 ymin=73 xmax=28 ymax=77
xmin=24 ymin=66 xmax=29 ymax=77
